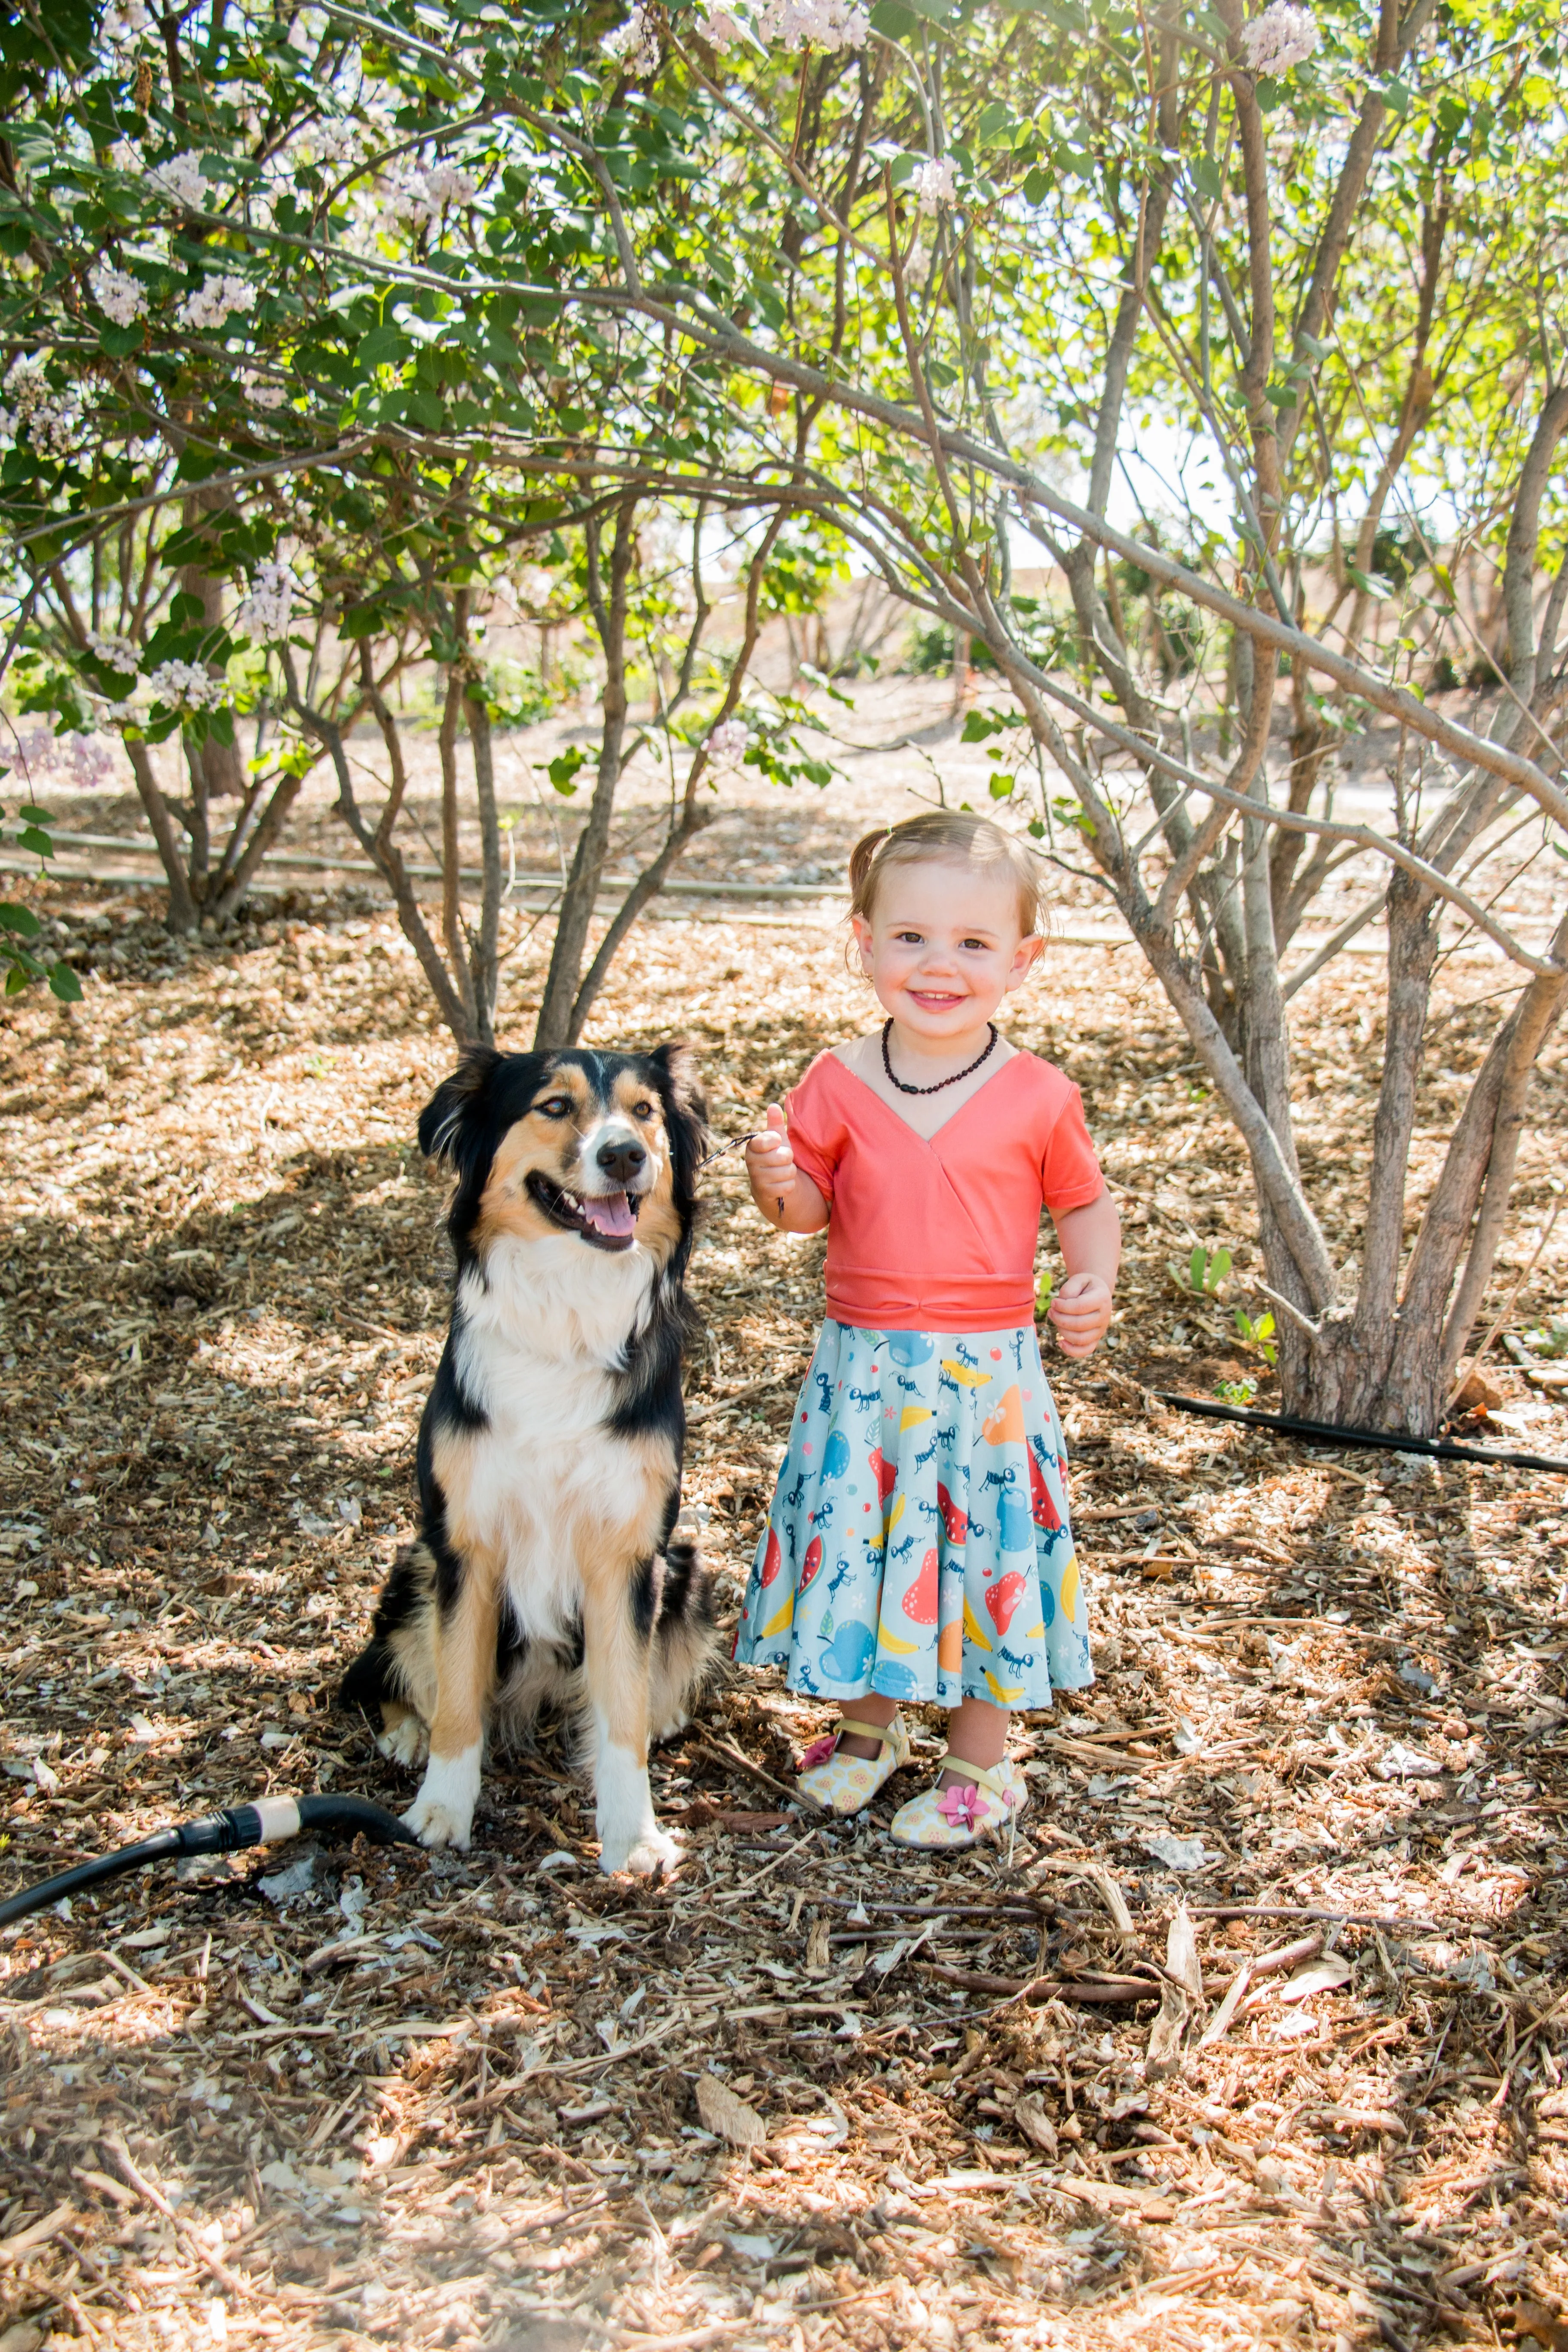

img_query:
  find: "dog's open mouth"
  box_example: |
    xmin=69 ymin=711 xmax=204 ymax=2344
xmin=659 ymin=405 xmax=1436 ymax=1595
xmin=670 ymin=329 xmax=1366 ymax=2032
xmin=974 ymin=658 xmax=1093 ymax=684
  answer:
xmin=526 ymin=1173 xmax=640 ymax=1251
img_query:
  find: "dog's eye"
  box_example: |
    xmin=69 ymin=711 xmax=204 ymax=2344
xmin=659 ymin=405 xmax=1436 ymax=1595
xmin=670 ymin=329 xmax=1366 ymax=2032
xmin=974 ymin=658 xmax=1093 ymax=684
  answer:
xmin=535 ymin=1096 xmax=572 ymax=1121
xmin=631 ymin=1099 xmax=655 ymax=1120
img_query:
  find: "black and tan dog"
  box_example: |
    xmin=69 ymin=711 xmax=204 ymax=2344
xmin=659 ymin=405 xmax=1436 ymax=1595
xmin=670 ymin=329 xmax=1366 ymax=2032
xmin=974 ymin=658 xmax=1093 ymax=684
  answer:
xmin=342 ymin=1044 xmax=719 ymax=1874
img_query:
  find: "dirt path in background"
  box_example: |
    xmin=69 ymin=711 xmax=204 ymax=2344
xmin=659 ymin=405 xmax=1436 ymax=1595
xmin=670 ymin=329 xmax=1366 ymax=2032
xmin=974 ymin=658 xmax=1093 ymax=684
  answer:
xmin=0 ymin=819 xmax=1564 ymax=2350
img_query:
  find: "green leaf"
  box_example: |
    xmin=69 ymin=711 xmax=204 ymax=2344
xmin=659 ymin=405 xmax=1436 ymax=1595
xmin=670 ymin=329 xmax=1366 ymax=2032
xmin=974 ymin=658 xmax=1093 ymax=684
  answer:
xmin=17 ymin=805 xmax=52 ymax=824
xmin=1210 ymin=1245 xmax=1231 ymax=1285
xmin=47 ymin=961 xmax=83 ymax=1003
xmin=1189 ymin=1245 xmax=1205 ymax=1292
xmin=1345 ymin=563 xmax=1392 ymax=603
xmin=547 ymin=745 xmax=585 ymax=795
xmin=16 ymin=826 xmax=54 ymax=856
xmin=339 ymin=602 xmax=389 ymax=640
xmin=869 ymin=0 xmax=921 ymax=32
xmin=988 ymin=771 xmax=1014 ymax=799
xmin=1192 ymin=154 xmax=1222 ymax=202
xmin=0 ymin=904 xmax=42 ymax=938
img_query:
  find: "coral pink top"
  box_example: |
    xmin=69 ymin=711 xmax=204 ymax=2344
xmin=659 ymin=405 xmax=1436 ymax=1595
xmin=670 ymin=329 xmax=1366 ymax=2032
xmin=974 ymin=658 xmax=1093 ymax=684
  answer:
xmin=784 ymin=1047 xmax=1104 ymax=1332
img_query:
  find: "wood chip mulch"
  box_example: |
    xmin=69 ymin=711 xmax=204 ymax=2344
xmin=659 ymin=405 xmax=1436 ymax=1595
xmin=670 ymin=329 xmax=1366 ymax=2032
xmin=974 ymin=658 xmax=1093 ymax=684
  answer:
xmin=0 ymin=808 xmax=1565 ymax=2352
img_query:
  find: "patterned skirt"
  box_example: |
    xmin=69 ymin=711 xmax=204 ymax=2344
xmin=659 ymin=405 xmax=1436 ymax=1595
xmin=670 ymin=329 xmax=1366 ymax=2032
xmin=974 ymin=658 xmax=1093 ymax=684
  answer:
xmin=732 ymin=1320 xmax=1091 ymax=1709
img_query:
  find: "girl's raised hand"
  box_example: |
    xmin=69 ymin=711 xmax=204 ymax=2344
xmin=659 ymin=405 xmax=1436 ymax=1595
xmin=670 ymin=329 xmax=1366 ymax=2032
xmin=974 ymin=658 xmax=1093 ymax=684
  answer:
xmin=744 ymin=1103 xmax=796 ymax=1207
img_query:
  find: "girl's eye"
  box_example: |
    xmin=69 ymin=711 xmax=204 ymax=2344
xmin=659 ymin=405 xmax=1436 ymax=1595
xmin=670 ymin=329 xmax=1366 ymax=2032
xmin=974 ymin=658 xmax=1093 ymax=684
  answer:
xmin=536 ymin=1096 xmax=572 ymax=1120
xmin=961 ymin=937 xmax=988 ymax=952
xmin=895 ymin=930 xmax=924 ymax=944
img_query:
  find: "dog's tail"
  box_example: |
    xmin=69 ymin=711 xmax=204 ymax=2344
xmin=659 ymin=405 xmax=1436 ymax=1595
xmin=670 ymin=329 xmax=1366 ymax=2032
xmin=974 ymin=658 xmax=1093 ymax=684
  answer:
xmin=338 ymin=1540 xmax=439 ymax=1721
xmin=339 ymin=1637 xmax=399 ymax=1718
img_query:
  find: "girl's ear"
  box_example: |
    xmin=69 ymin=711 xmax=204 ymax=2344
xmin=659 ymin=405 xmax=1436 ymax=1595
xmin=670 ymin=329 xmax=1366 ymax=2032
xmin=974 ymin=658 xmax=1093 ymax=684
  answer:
xmin=1004 ymin=934 xmax=1045 ymax=992
xmin=850 ymin=913 xmax=876 ymax=972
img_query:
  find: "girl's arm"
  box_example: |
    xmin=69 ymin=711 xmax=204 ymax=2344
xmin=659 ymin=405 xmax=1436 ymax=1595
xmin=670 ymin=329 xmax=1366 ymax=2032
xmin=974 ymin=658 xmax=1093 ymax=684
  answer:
xmin=744 ymin=1103 xmax=830 ymax=1234
xmin=1046 ymin=1187 xmax=1121 ymax=1358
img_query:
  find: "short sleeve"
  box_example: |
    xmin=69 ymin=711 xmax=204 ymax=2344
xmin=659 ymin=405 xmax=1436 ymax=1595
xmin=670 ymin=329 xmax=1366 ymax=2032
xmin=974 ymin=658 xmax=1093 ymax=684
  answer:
xmin=782 ymin=1054 xmax=843 ymax=1204
xmin=1039 ymin=1080 xmax=1105 ymax=1216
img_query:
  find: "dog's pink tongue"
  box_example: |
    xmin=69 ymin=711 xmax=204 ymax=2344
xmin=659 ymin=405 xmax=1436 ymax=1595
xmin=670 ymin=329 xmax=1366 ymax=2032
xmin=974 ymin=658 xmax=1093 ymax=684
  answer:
xmin=582 ymin=1191 xmax=635 ymax=1237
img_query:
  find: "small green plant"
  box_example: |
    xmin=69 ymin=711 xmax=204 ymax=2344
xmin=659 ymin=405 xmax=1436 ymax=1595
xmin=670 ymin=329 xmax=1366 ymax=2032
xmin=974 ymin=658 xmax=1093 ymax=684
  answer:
xmin=1168 ymin=1243 xmax=1232 ymax=1297
xmin=1522 ymin=1318 xmax=1568 ymax=1360
xmin=1035 ymin=1268 xmax=1054 ymax=1318
xmin=1215 ymin=1375 xmax=1259 ymax=1406
xmin=1233 ymin=1306 xmax=1278 ymax=1367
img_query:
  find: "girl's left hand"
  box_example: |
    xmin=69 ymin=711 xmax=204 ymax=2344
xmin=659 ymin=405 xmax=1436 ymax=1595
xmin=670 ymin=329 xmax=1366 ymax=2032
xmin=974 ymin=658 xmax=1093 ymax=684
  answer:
xmin=1047 ymin=1271 xmax=1114 ymax=1357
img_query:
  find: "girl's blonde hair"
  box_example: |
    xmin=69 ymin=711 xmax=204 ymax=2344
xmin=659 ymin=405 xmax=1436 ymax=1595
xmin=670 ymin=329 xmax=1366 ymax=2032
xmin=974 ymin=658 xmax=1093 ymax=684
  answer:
xmin=848 ymin=810 xmax=1048 ymax=937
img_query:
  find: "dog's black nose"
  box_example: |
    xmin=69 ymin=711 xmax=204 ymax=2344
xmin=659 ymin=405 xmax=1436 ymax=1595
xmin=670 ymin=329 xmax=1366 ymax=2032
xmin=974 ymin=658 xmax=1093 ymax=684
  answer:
xmin=596 ymin=1139 xmax=646 ymax=1184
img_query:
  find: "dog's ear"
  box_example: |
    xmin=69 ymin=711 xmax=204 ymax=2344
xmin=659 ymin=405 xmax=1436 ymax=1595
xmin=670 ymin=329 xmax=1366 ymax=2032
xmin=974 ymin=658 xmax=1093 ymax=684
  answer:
xmin=419 ymin=1048 xmax=501 ymax=1171
xmin=646 ymin=1041 xmax=708 ymax=1200
xmin=646 ymin=1041 xmax=706 ymax=1121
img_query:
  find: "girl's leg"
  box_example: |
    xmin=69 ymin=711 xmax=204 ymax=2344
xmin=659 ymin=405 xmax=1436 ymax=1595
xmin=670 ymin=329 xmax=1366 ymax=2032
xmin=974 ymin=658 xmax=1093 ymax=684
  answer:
xmin=835 ymin=1691 xmax=898 ymax=1759
xmin=940 ymin=1695 xmax=1010 ymax=1790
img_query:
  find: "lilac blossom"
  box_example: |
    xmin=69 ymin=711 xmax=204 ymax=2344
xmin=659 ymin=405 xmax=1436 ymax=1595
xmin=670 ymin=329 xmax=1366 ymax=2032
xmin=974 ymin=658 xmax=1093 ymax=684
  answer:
xmin=603 ymin=6 xmax=662 ymax=73
xmin=176 ymin=273 xmax=256 ymax=330
xmin=87 ymin=262 xmax=148 ymax=326
xmin=911 ymin=156 xmax=958 ymax=214
xmin=757 ymin=0 xmax=869 ymax=49
xmin=1238 ymin=2 xmax=1319 ymax=75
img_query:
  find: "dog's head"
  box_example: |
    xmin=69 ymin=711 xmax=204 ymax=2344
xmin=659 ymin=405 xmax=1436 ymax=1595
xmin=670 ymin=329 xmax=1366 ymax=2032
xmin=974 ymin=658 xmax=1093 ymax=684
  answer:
xmin=419 ymin=1044 xmax=707 ymax=1278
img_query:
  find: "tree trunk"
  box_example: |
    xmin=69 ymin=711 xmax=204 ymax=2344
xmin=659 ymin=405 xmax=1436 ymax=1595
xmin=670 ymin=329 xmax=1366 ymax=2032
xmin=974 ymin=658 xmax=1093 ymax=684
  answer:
xmin=534 ymin=499 xmax=638 ymax=1051
xmin=125 ymin=739 xmax=200 ymax=935
xmin=465 ymin=688 xmax=502 ymax=1047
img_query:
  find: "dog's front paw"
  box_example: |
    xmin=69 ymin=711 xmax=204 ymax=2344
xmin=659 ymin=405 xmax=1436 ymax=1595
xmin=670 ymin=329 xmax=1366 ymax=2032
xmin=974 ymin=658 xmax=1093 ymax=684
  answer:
xmin=599 ymin=1823 xmax=682 ymax=1878
xmin=378 ymin=1710 xmax=427 ymax=1769
xmin=401 ymin=1793 xmax=472 ymax=1850
xmin=402 ymin=1747 xmax=480 ymax=1851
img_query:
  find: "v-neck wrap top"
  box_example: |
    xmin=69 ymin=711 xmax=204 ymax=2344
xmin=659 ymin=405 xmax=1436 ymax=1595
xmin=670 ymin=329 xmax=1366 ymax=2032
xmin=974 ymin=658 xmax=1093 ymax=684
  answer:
xmin=783 ymin=1047 xmax=1104 ymax=1332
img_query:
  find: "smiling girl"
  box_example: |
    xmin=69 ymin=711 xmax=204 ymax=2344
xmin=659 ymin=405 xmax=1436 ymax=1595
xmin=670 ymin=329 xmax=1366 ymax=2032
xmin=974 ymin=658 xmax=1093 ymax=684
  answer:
xmin=732 ymin=811 xmax=1120 ymax=1849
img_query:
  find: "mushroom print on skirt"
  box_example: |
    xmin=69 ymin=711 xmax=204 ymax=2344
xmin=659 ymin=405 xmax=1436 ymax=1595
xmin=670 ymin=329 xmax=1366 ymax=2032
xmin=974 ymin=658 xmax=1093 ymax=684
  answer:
xmin=734 ymin=1321 xmax=1090 ymax=1707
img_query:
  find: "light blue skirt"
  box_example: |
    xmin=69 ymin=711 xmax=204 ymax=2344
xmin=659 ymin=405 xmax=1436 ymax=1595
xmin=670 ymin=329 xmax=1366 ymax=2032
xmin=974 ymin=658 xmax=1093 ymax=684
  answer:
xmin=732 ymin=1320 xmax=1091 ymax=1708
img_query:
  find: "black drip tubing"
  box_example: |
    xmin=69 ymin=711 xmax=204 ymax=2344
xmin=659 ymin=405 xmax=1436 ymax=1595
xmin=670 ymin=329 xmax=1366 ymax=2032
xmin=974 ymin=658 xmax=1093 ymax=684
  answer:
xmin=1155 ymin=1390 xmax=1568 ymax=1475
xmin=0 ymin=1792 xmax=417 ymax=1930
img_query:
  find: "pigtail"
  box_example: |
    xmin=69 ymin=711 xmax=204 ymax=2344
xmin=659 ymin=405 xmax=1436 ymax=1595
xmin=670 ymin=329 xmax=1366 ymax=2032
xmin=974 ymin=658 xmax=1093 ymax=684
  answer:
xmin=846 ymin=824 xmax=892 ymax=917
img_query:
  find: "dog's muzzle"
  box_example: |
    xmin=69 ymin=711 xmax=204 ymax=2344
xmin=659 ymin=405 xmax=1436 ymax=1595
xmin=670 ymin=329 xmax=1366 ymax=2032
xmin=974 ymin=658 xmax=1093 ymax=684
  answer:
xmin=526 ymin=1124 xmax=656 ymax=1253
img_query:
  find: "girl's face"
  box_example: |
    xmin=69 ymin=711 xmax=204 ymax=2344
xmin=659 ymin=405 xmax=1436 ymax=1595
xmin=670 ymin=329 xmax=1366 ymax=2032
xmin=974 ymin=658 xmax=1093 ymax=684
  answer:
xmin=851 ymin=856 xmax=1041 ymax=1041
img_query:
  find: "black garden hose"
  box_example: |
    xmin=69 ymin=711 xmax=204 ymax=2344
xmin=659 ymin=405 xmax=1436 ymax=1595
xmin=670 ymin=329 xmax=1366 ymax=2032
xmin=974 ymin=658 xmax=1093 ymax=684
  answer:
xmin=0 ymin=1792 xmax=417 ymax=1930
xmin=1155 ymin=1390 xmax=1568 ymax=1475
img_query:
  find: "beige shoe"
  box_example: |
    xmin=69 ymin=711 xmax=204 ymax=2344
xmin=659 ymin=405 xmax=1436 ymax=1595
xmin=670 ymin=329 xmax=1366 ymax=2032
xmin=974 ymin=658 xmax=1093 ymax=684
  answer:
xmin=889 ymin=1755 xmax=1029 ymax=1849
xmin=796 ymin=1714 xmax=911 ymax=1816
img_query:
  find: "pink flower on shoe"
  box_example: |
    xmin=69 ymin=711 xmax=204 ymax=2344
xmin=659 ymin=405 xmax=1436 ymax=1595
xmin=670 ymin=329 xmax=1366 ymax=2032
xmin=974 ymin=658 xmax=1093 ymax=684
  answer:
xmin=799 ymin=1733 xmax=839 ymax=1772
xmin=937 ymin=1782 xmax=989 ymax=1830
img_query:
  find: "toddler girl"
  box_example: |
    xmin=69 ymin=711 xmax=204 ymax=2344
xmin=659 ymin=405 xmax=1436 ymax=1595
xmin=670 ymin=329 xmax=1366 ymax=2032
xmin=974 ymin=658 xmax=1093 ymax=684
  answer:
xmin=732 ymin=811 xmax=1120 ymax=1848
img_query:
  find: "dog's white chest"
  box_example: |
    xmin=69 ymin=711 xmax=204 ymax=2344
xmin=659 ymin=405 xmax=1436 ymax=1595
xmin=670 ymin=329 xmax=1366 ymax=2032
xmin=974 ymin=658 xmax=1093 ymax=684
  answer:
xmin=449 ymin=1261 xmax=673 ymax=1642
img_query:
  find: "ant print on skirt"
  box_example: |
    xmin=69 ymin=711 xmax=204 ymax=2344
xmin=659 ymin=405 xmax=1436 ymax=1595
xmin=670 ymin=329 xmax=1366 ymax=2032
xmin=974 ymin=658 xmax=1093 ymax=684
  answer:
xmin=733 ymin=1320 xmax=1091 ymax=1709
